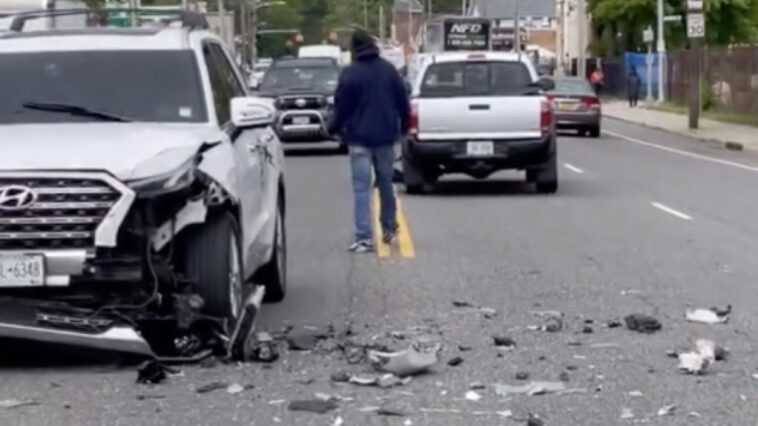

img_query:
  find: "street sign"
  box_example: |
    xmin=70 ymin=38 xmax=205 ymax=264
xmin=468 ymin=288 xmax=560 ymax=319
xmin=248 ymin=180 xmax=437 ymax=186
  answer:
xmin=643 ymin=27 xmax=654 ymax=43
xmin=664 ymin=15 xmax=682 ymax=22
xmin=687 ymin=13 xmax=705 ymax=38
xmin=687 ymin=0 xmax=703 ymax=11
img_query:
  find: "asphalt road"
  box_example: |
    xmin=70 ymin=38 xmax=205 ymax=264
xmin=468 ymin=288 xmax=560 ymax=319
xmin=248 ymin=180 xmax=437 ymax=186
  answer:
xmin=3 ymin=118 xmax=758 ymax=426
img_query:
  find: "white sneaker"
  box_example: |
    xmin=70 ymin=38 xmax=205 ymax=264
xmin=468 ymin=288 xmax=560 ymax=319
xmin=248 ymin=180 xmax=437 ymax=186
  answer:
xmin=348 ymin=240 xmax=374 ymax=253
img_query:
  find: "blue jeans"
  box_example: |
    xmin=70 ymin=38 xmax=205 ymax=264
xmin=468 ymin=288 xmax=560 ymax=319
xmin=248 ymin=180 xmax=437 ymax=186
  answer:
xmin=350 ymin=144 xmax=397 ymax=241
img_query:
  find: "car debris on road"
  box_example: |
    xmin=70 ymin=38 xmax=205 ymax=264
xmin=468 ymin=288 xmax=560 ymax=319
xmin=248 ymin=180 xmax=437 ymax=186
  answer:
xmin=685 ymin=307 xmax=730 ymax=324
xmin=624 ymin=314 xmax=662 ymax=333
xmin=368 ymin=339 xmax=440 ymax=377
xmin=287 ymin=399 xmax=338 ymax=414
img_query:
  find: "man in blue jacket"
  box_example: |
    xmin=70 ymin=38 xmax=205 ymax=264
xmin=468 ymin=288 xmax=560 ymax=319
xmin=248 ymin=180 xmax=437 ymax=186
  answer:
xmin=329 ymin=30 xmax=410 ymax=253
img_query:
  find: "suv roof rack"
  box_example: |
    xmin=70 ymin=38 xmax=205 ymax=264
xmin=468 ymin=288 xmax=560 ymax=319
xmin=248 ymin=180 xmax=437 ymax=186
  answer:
xmin=8 ymin=8 xmax=209 ymax=32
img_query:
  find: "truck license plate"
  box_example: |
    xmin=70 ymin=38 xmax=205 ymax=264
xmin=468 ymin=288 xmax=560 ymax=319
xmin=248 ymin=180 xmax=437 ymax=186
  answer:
xmin=0 ymin=254 xmax=45 ymax=287
xmin=292 ymin=116 xmax=310 ymax=125
xmin=467 ymin=141 xmax=494 ymax=156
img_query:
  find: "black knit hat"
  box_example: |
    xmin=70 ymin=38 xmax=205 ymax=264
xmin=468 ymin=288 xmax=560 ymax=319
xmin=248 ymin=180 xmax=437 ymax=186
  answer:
xmin=351 ymin=29 xmax=375 ymax=51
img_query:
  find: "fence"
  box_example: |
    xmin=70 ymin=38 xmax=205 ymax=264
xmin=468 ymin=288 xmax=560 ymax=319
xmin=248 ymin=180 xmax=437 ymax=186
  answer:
xmin=668 ymin=46 xmax=758 ymax=115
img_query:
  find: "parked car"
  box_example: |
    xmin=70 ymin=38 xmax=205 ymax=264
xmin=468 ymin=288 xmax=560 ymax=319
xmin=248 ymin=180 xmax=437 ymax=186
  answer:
xmin=547 ymin=76 xmax=601 ymax=137
xmin=403 ymin=51 xmax=558 ymax=193
xmin=0 ymin=9 xmax=287 ymax=358
xmin=258 ymin=57 xmax=346 ymax=153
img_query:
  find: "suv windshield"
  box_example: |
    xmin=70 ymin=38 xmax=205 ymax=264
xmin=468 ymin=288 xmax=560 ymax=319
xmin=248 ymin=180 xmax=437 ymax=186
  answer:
xmin=420 ymin=60 xmax=534 ymax=97
xmin=0 ymin=50 xmax=207 ymax=124
xmin=260 ymin=64 xmax=339 ymax=93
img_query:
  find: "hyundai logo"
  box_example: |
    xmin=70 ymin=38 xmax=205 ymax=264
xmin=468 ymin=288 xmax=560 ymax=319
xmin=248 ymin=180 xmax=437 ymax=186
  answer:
xmin=295 ymin=98 xmax=307 ymax=108
xmin=0 ymin=185 xmax=38 ymax=211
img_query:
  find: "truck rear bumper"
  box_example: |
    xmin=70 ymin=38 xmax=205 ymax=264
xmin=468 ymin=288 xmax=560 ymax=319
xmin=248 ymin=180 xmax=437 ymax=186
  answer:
xmin=407 ymin=135 xmax=553 ymax=174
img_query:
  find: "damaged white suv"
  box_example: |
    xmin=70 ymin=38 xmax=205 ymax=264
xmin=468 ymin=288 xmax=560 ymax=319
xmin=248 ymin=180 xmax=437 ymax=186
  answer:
xmin=0 ymin=10 xmax=286 ymax=358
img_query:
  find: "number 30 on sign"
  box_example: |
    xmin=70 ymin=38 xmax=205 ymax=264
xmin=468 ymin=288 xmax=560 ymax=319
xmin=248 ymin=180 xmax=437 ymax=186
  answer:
xmin=687 ymin=13 xmax=705 ymax=38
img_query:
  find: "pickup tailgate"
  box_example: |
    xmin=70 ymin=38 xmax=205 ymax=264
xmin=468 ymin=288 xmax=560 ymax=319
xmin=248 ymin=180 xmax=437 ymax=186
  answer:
xmin=417 ymin=96 xmax=543 ymax=140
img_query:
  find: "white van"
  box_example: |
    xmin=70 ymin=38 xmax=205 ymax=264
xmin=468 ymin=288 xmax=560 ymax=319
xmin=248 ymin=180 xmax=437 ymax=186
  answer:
xmin=0 ymin=0 xmax=86 ymax=31
xmin=298 ymin=44 xmax=342 ymax=65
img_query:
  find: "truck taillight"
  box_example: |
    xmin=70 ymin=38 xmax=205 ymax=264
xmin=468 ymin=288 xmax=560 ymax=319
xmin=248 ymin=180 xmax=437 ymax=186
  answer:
xmin=409 ymin=102 xmax=419 ymax=135
xmin=540 ymin=99 xmax=552 ymax=133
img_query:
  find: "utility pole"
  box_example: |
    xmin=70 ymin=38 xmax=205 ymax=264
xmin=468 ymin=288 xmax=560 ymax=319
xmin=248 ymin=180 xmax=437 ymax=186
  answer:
xmin=686 ymin=0 xmax=705 ymax=129
xmin=556 ymin=0 xmax=564 ymax=75
xmin=577 ymin=0 xmax=586 ymax=78
xmin=514 ymin=0 xmax=521 ymax=54
xmin=240 ymin=0 xmax=249 ymax=65
xmin=218 ymin=0 xmax=227 ymax=46
xmin=643 ymin=26 xmax=654 ymax=105
xmin=656 ymin=0 xmax=665 ymax=102
xmin=363 ymin=0 xmax=369 ymax=29
xmin=379 ymin=5 xmax=385 ymax=43
xmin=251 ymin=0 xmax=258 ymax=66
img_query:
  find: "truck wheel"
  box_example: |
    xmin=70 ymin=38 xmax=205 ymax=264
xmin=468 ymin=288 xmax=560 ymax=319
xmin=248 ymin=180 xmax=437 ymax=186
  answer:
xmin=402 ymin=155 xmax=435 ymax=194
xmin=257 ymin=199 xmax=287 ymax=303
xmin=535 ymin=153 xmax=559 ymax=194
xmin=181 ymin=212 xmax=243 ymax=323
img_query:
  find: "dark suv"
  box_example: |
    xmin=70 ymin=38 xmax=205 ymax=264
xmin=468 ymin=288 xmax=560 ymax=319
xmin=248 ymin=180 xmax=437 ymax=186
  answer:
xmin=258 ymin=57 xmax=346 ymax=152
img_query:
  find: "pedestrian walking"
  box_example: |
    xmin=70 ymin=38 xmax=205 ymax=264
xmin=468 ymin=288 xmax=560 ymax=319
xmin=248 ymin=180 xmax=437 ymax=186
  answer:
xmin=589 ymin=68 xmax=604 ymax=96
xmin=328 ymin=30 xmax=411 ymax=253
xmin=627 ymin=67 xmax=641 ymax=107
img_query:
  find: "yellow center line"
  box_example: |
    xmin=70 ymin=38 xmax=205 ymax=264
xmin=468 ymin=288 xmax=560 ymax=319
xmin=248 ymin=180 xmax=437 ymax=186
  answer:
xmin=394 ymin=186 xmax=415 ymax=258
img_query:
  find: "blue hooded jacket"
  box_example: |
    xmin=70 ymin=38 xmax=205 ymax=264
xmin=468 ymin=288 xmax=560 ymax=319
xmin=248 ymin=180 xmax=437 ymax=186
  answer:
xmin=328 ymin=43 xmax=410 ymax=147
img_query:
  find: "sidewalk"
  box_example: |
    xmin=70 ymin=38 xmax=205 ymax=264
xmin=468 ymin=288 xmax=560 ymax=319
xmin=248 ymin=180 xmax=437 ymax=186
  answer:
xmin=602 ymin=101 xmax=758 ymax=152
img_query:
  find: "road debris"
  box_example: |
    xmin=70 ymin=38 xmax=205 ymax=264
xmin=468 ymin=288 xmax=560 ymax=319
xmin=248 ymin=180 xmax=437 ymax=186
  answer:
xmin=533 ymin=310 xmax=564 ymax=332
xmin=493 ymin=335 xmax=516 ymax=348
xmin=469 ymin=382 xmax=486 ymax=390
xmin=332 ymin=416 xmax=344 ymax=426
xmin=493 ymin=381 xmax=568 ymax=396
xmin=136 ymin=394 xmax=167 ymax=401
xmin=348 ymin=373 xmax=412 ymax=388
xmin=368 ymin=340 xmax=440 ymax=377
xmin=527 ymin=413 xmax=545 ymax=426
xmin=465 ymin=390 xmax=482 ymax=401
xmin=620 ymin=407 xmax=634 ymax=419
xmin=331 ymin=371 xmax=350 ymax=383
xmin=628 ymin=390 xmax=643 ymax=397
xmin=582 ymin=326 xmax=594 ymax=334
xmin=688 ymin=411 xmax=702 ymax=418
xmin=196 ymin=382 xmax=228 ymax=394
xmin=448 ymin=356 xmax=464 ymax=367
xmin=606 ymin=320 xmax=622 ymax=328
xmin=657 ymin=405 xmax=676 ymax=416
xmin=0 ymin=400 xmax=40 ymax=409
xmin=287 ymin=399 xmax=338 ymax=414
xmin=515 ymin=371 xmax=530 ymax=380
xmin=686 ymin=307 xmax=729 ymax=324
xmin=251 ymin=332 xmax=279 ymax=362
xmin=624 ymin=314 xmax=662 ymax=333
xmin=226 ymin=383 xmax=244 ymax=395
xmin=678 ymin=351 xmax=711 ymax=375
xmin=496 ymin=410 xmax=513 ymax=418
xmin=452 ymin=300 xmax=473 ymax=308
xmin=377 ymin=407 xmax=407 ymax=417
xmin=136 ymin=360 xmax=176 ymax=385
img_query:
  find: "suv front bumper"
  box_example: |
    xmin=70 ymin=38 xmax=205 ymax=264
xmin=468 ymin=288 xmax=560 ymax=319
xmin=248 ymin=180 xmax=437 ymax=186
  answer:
xmin=274 ymin=109 xmax=334 ymax=143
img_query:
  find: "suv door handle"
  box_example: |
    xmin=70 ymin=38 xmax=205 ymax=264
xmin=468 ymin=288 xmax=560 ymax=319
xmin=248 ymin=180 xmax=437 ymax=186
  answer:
xmin=469 ymin=104 xmax=490 ymax=110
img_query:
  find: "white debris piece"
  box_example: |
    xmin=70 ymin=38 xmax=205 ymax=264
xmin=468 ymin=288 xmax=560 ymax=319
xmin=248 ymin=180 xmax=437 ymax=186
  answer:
xmin=678 ymin=351 xmax=711 ymax=374
xmin=628 ymin=390 xmax=643 ymax=397
xmin=496 ymin=410 xmax=514 ymax=418
xmin=493 ymin=381 xmax=568 ymax=396
xmin=465 ymin=390 xmax=482 ymax=401
xmin=368 ymin=340 xmax=441 ymax=377
xmin=620 ymin=407 xmax=634 ymax=419
xmin=695 ymin=339 xmax=717 ymax=361
xmin=226 ymin=383 xmax=244 ymax=395
xmin=685 ymin=308 xmax=728 ymax=324
xmin=332 ymin=416 xmax=344 ymax=426
xmin=657 ymin=404 xmax=676 ymax=416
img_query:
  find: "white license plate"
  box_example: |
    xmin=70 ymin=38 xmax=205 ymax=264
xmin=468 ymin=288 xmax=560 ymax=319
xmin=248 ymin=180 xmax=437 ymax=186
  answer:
xmin=292 ymin=116 xmax=310 ymax=125
xmin=557 ymin=102 xmax=576 ymax=111
xmin=466 ymin=141 xmax=494 ymax=156
xmin=0 ymin=254 xmax=45 ymax=287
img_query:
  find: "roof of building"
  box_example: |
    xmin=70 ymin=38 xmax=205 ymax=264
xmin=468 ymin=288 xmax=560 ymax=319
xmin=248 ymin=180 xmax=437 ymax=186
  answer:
xmin=393 ymin=0 xmax=424 ymax=13
xmin=472 ymin=0 xmax=556 ymax=18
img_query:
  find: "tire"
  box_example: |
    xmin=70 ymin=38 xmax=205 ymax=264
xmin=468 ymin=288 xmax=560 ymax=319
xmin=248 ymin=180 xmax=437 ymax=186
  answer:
xmin=589 ymin=126 xmax=601 ymax=138
xmin=402 ymin=154 xmax=437 ymax=194
xmin=181 ymin=212 xmax=243 ymax=323
xmin=258 ymin=199 xmax=287 ymax=303
xmin=535 ymin=151 xmax=558 ymax=194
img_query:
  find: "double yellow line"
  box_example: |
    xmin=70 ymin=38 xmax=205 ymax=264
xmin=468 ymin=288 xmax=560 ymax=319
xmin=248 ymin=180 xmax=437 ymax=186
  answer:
xmin=371 ymin=186 xmax=415 ymax=259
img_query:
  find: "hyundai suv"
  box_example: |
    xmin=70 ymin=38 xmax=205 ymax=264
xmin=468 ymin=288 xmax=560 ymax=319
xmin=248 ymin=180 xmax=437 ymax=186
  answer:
xmin=0 ymin=9 xmax=287 ymax=358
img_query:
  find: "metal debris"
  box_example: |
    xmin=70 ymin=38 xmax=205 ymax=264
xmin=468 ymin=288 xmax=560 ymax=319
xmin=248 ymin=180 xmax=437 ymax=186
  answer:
xmin=368 ymin=340 xmax=440 ymax=377
xmin=0 ymin=400 xmax=40 ymax=409
xmin=196 ymin=382 xmax=228 ymax=394
xmin=657 ymin=405 xmax=676 ymax=416
xmin=624 ymin=314 xmax=662 ymax=333
xmin=606 ymin=320 xmax=622 ymax=328
xmin=685 ymin=308 xmax=729 ymax=324
xmin=251 ymin=332 xmax=279 ymax=362
xmin=288 ymin=399 xmax=338 ymax=414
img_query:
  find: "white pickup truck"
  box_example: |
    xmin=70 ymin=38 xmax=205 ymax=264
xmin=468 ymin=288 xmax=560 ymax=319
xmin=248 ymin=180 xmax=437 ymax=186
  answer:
xmin=402 ymin=51 xmax=558 ymax=193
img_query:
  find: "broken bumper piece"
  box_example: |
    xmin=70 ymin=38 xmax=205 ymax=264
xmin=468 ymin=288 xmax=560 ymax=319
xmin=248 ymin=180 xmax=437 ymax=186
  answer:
xmin=0 ymin=322 xmax=154 ymax=357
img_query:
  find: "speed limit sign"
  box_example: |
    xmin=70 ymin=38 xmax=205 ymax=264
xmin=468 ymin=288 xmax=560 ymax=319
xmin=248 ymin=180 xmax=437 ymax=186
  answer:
xmin=687 ymin=13 xmax=705 ymax=38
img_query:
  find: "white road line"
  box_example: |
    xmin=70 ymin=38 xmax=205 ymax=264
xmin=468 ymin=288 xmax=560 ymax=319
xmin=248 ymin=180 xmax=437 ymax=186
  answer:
xmin=651 ymin=202 xmax=693 ymax=221
xmin=563 ymin=163 xmax=585 ymax=174
xmin=603 ymin=129 xmax=758 ymax=174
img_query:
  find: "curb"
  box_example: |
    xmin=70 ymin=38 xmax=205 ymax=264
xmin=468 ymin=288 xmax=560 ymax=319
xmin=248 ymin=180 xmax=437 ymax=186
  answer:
xmin=604 ymin=113 xmax=747 ymax=152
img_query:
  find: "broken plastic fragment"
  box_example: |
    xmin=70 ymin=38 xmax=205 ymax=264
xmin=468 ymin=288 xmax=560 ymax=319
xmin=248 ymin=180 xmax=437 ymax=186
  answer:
xmin=496 ymin=410 xmax=513 ymax=418
xmin=0 ymin=400 xmax=40 ymax=409
xmin=685 ymin=308 xmax=728 ymax=324
xmin=624 ymin=314 xmax=662 ymax=333
xmin=368 ymin=340 xmax=440 ymax=377
xmin=288 ymin=399 xmax=338 ymax=414
xmin=678 ymin=352 xmax=710 ymax=375
xmin=465 ymin=390 xmax=482 ymax=401
xmin=628 ymin=390 xmax=643 ymax=397
xmin=348 ymin=373 xmax=411 ymax=388
xmin=493 ymin=381 xmax=567 ymax=396
xmin=657 ymin=404 xmax=676 ymax=416
xmin=620 ymin=407 xmax=634 ymax=419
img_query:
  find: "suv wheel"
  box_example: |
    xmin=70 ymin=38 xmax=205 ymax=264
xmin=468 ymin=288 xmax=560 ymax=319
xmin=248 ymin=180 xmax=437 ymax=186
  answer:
xmin=181 ymin=212 xmax=243 ymax=323
xmin=258 ymin=199 xmax=287 ymax=303
xmin=403 ymin=155 xmax=435 ymax=194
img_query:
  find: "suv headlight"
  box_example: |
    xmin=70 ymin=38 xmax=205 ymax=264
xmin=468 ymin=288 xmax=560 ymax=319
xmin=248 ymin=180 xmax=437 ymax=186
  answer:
xmin=127 ymin=157 xmax=197 ymax=197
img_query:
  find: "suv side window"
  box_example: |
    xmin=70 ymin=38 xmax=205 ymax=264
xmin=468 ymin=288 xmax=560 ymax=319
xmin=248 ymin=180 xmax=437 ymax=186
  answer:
xmin=203 ymin=42 xmax=245 ymax=125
